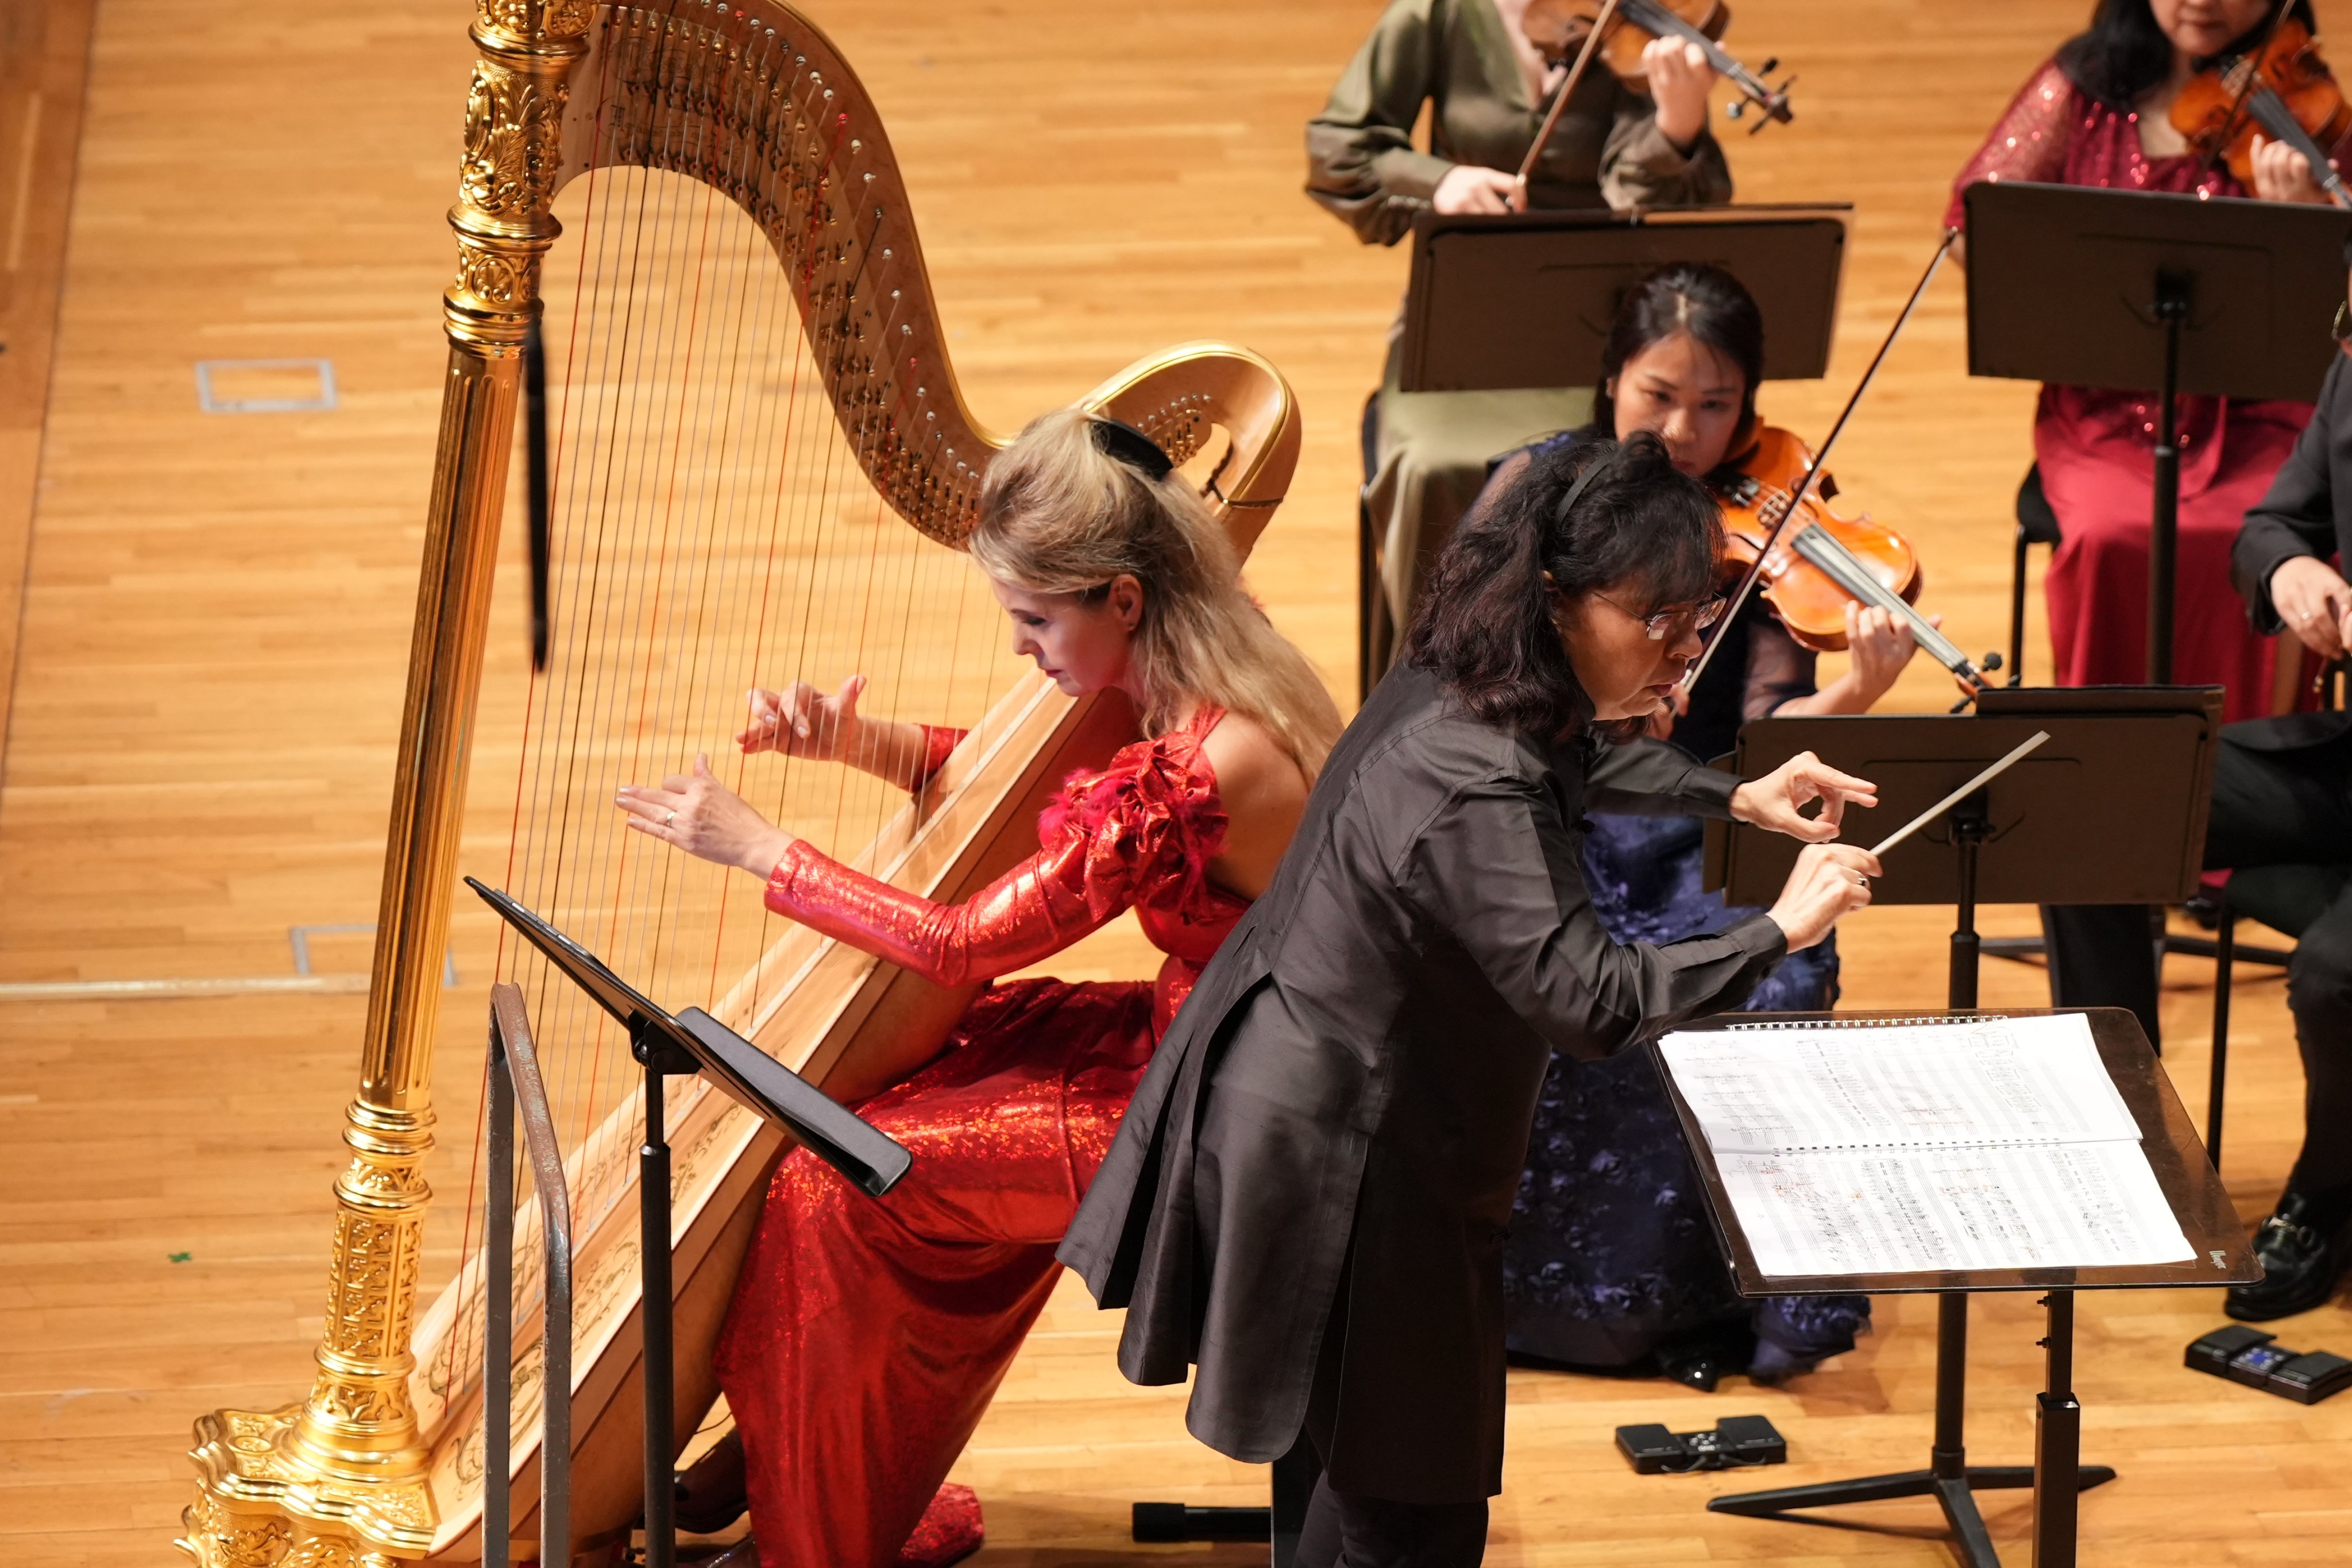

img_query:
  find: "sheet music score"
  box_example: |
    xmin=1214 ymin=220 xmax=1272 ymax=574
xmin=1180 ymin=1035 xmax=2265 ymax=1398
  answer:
xmin=1659 ymin=1015 xmax=2193 ymax=1277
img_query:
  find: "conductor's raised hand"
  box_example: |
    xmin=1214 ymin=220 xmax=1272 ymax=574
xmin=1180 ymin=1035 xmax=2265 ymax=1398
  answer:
xmin=1767 ymin=842 xmax=1880 ymax=952
xmin=616 ymin=754 xmax=796 ymax=877
xmin=1728 ymin=750 xmax=1879 ymax=843
xmin=739 ymin=673 xmax=867 ymax=759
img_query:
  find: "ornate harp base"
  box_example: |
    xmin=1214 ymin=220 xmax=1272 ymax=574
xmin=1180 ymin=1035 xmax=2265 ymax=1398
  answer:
xmin=180 ymin=1093 xmax=444 ymax=1566
xmin=180 ymin=1407 xmax=422 ymax=1568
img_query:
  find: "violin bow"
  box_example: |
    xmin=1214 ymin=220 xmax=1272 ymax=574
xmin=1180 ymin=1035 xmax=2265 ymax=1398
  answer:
xmin=2220 ymin=0 xmax=2295 ymax=128
xmin=1516 ymin=0 xmax=1623 ymax=191
xmin=1679 ymin=226 xmax=1960 ymax=693
xmin=2223 ymin=0 xmax=2299 ymax=140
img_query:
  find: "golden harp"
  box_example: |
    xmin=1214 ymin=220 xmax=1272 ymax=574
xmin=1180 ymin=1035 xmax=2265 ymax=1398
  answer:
xmin=177 ymin=2 xmax=1300 ymax=1562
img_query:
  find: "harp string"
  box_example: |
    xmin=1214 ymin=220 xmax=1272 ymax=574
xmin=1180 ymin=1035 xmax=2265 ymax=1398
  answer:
xmin=549 ymin=156 xmax=668 ymax=1177
xmin=600 ymin=98 xmax=726 ymax=1025
xmin=447 ymin=2 xmax=1024 ymax=1427
xmin=520 ymin=149 xmax=698 ymax=1356
xmin=615 ymin=55 xmax=767 ymax=1029
xmin=662 ymin=42 xmax=802 ymax=1015
xmin=697 ymin=51 xmax=806 ymax=1006
xmin=723 ymin=41 xmax=839 ymax=1018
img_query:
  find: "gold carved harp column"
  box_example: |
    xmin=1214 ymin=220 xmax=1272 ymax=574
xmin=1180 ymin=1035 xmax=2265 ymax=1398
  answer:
xmin=180 ymin=2 xmax=589 ymax=1562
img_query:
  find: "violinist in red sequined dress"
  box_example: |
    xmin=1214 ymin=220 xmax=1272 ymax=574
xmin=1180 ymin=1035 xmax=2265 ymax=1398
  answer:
xmin=613 ymin=408 xmax=1344 ymax=1568
xmin=1950 ymin=0 xmax=2345 ymax=724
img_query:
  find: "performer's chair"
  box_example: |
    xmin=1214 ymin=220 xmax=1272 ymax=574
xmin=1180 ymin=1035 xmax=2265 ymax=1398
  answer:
xmin=2005 ymin=463 xmax=2063 ymax=689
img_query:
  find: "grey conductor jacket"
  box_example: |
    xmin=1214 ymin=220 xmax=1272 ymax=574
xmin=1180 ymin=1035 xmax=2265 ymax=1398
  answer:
xmin=1057 ymin=663 xmax=1790 ymax=1504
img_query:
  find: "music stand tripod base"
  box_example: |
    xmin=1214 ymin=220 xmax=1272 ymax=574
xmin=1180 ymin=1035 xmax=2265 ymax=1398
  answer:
xmin=1706 ymin=1294 xmax=2114 ymax=1568
xmin=1133 ymin=1439 xmax=1319 ymax=1567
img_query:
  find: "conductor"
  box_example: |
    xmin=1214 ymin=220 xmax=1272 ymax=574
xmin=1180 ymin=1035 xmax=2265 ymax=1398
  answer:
xmin=1059 ymin=434 xmax=1880 ymax=1566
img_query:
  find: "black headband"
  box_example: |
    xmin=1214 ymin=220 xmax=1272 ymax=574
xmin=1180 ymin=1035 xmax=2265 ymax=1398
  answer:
xmin=1091 ymin=415 xmax=1175 ymax=481
xmin=1552 ymin=444 xmax=1620 ymax=524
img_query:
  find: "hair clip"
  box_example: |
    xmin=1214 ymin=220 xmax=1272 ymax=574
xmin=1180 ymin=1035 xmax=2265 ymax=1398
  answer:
xmin=1090 ymin=416 xmax=1175 ymax=481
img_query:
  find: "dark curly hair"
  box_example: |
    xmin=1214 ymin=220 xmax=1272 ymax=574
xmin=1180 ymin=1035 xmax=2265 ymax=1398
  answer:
xmin=1406 ymin=431 xmax=1722 ymax=741
xmin=2057 ymin=0 xmax=2309 ymax=109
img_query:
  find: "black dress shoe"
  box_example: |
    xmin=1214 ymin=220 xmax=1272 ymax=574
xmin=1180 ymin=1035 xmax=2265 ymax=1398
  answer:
xmin=1659 ymin=1349 xmax=1725 ymax=1393
xmin=1654 ymin=1322 xmax=1753 ymax=1392
xmin=2226 ymin=1189 xmax=2351 ymax=1322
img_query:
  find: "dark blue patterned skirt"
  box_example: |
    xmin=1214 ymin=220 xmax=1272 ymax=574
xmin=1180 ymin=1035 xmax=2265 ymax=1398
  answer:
xmin=1501 ymin=812 xmax=1871 ymax=1379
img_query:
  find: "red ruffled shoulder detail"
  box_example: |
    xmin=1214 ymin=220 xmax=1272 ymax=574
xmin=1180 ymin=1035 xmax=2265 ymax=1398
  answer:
xmin=1035 ymin=713 xmax=1228 ymax=921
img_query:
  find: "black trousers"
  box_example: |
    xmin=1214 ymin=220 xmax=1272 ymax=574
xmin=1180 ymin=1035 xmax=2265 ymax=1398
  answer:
xmin=1293 ymin=1253 xmax=1492 ymax=1567
xmin=1295 ymin=1477 xmax=1488 ymax=1568
xmin=2043 ymin=722 xmax=2352 ymax=1192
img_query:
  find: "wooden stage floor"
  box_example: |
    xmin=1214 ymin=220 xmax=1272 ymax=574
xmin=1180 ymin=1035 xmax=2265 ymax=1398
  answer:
xmin=3 ymin=0 xmax=2350 ymax=1563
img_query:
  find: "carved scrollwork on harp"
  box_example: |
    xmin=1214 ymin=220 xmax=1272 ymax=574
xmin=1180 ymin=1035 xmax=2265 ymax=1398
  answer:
xmin=458 ymin=69 xmax=567 ymax=221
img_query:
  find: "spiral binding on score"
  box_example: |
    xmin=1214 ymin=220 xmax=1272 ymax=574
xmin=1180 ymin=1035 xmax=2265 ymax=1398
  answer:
xmin=1761 ymin=1140 xmax=2068 ymax=1152
xmin=1723 ymin=1014 xmax=2013 ymax=1030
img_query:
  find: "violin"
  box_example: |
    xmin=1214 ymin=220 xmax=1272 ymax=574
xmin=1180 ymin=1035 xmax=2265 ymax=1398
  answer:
xmin=1709 ymin=425 xmax=1986 ymax=692
xmin=1683 ymin=230 xmax=1996 ymax=702
xmin=2171 ymin=11 xmax=2352 ymax=206
xmin=1531 ymin=0 xmax=1793 ymax=131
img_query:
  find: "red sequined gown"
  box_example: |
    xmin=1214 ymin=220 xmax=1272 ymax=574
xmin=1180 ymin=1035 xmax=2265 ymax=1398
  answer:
xmin=712 ymin=706 xmax=1243 ymax=1568
xmin=1948 ymin=60 xmax=2334 ymax=721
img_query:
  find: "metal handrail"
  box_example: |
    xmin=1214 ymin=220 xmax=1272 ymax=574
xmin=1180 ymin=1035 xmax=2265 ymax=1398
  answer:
xmin=485 ymin=982 xmax=572 ymax=1568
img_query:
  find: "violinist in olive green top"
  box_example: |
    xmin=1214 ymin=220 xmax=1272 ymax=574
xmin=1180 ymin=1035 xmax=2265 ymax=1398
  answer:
xmin=1315 ymin=0 xmax=1733 ymax=676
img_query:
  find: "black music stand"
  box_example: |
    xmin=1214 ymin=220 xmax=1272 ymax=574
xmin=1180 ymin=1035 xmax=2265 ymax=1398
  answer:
xmin=466 ymin=878 xmax=912 ymax=1568
xmin=1395 ymin=204 xmax=1850 ymax=393
xmin=1699 ymin=688 xmax=2233 ymax=1566
xmin=1659 ymin=1009 xmax=2257 ymax=1568
xmin=1961 ymin=181 xmax=2351 ymax=683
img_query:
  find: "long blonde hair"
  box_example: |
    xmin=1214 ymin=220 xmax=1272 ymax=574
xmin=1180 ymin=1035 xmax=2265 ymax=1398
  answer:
xmin=970 ymin=407 xmax=1342 ymax=778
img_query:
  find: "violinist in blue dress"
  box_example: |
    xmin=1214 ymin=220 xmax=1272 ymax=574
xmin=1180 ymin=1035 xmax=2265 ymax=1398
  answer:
xmin=1476 ymin=263 xmax=1928 ymax=1388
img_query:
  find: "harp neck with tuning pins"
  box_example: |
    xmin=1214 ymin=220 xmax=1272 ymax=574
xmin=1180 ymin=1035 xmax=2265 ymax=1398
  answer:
xmin=178 ymin=3 xmax=1300 ymax=1563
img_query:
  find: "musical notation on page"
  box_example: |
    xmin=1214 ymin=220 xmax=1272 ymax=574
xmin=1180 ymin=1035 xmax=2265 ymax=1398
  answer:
xmin=1659 ymin=1015 xmax=2192 ymax=1278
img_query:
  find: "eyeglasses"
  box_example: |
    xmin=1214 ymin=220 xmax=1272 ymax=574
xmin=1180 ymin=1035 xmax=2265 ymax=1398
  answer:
xmin=2335 ymin=300 xmax=2351 ymax=342
xmin=1594 ymin=591 xmax=1729 ymax=641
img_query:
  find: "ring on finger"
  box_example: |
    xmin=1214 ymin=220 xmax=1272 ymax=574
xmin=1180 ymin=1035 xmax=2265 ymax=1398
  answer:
xmin=666 ymin=810 xmax=677 ymax=827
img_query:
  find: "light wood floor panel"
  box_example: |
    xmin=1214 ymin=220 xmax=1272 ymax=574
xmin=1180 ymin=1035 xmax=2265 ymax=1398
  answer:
xmin=3 ymin=0 xmax=2348 ymax=1563
xmin=0 ymin=0 xmax=97 ymax=755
